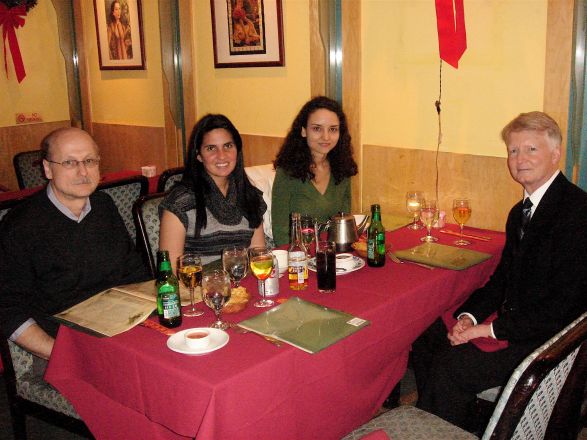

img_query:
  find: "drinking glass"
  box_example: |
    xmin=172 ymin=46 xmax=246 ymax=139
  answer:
xmin=249 ymin=247 xmax=275 ymax=308
xmin=316 ymin=241 xmax=336 ymax=293
xmin=177 ymin=253 xmax=204 ymax=317
xmin=300 ymin=214 xmax=316 ymax=256
xmin=452 ymin=199 xmax=472 ymax=246
xmin=202 ymin=269 xmax=232 ymax=329
xmin=406 ymin=191 xmax=425 ymax=230
xmin=420 ymin=200 xmax=439 ymax=242
xmin=222 ymin=246 xmax=249 ymax=287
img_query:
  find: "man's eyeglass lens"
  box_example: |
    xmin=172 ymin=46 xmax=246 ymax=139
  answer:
xmin=47 ymin=158 xmax=100 ymax=169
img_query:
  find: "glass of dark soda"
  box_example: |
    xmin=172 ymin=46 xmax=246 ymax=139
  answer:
xmin=316 ymin=241 xmax=336 ymax=293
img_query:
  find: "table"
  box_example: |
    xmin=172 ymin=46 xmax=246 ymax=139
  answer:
xmin=45 ymin=225 xmax=505 ymax=440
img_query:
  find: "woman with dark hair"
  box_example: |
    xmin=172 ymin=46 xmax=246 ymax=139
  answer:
xmin=107 ymin=1 xmax=132 ymax=60
xmin=271 ymin=96 xmax=358 ymax=246
xmin=159 ymin=114 xmax=266 ymax=267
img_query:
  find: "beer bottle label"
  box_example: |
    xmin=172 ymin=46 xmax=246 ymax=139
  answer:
xmin=161 ymin=292 xmax=180 ymax=319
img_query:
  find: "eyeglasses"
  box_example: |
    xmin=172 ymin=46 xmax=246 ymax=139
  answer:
xmin=45 ymin=158 xmax=100 ymax=169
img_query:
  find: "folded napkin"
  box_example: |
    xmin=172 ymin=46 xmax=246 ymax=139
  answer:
xmin=443 ymin=311 xmax=509 ymax=352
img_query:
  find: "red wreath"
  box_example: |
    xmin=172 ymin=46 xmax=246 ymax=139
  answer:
xmin=0 ymin=1 xmax=37 ymax=82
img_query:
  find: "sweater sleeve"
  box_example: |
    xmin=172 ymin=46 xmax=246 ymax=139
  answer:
xmin=271 ymin=168 xmax=293 ymax=246
xmin=341 ymin=178 xmax=351 ymax=214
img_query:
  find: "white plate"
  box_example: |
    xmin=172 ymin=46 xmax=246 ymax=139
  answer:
xmin=307 ymin=256 xmax=366 ymax=276
xmin=167 ymin=328 xmax=229 ymax=355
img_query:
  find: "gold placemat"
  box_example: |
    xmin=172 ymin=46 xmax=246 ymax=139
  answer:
xmin=394 ymin=242 xmax=492 ymax=270
xmin=238 ymin=297 xmax=369 ymax=354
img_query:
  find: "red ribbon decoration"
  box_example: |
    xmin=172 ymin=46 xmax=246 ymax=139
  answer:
xmin=435 ymin=0 xmax=467 ymax=69
xmin=0 ymin=4 xmax=27 ymax=83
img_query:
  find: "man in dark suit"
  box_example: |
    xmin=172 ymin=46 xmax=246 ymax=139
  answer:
xmin=411 ymin=111 xmax=587 ymax=431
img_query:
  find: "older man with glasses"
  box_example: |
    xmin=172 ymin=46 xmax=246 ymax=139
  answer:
xmin=0 ymin=127 xmax=149 ymax=372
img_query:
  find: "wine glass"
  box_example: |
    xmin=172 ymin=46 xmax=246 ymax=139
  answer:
xmin=222 ymin=246 xmax=249 ymax=287
xmin=406 ymin=191 xmax=425 ymax=230
xmin=420 ymin=200 xmax=439 ymax=242
xmin=177 ymin=253 xmax=204 ymax=317
xmin=300 ymin=214 xmax=316 ymax=256
xmin=202 ymin=269 xmax=232 ymax=329
xmin=452 ymin=199 xmax=472 ymax=246
xmin=249 ymin=247 xmax=275 ymax=308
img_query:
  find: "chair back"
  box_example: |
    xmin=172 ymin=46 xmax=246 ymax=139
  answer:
xmin=98 ymin=175 xmax=149 ymax=243
xmin=133 ymin=192 xmax=166 ymax=277
xmin=482 ymin=312 xmax=587 ymax=440
xmin=244 ymin=164 xmax=276 ymax=243
xmin=13 ymin=150 xmax=47 ymax=189
xmin=157 ymin=167 xmax=184 ymax=193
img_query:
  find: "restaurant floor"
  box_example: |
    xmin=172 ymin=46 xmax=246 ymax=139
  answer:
xmin=0 ymin=371 xmax=583 ymax=439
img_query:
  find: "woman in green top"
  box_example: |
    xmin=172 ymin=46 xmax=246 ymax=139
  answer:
xmin=272 ymin=96 xmax=358 ymax=245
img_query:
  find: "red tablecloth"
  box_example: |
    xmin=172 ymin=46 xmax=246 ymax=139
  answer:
xmin=45 ymin=225 xmax=505 ymax=440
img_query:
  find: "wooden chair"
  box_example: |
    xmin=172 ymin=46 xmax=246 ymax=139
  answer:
xmin=0 ymin=339 xmax=93 ymax=439
xmin=343 ymin=312 xmax=587 ymax=440
xmin=13 ymin=150 xmax=47 ymax=190
xmin=97 ymin=175 xmax=149 ymax=244
xmin=156 ymin=167 xmax=184 ymax=193
xmin=133 ymin=192 xmax=166 ymax=277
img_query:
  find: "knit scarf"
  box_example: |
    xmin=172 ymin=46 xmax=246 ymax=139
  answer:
xmin=204 ymin=173 xmax=244 ymax=225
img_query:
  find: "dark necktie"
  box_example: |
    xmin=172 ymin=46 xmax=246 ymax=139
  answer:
xmin=519 ymin=198 xmax=533 ymax=240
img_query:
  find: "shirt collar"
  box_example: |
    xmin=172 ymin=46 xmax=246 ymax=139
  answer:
xmin=524 ymin=169 xmax=559 ymax=216
xmin=46 ymin=184 xmax=92 ymax=223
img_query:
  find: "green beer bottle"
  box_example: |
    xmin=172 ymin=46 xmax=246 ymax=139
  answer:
xmin=156 ymin=250 xmax=182 ymax=328
xmin=367 ymin=204 xmax=386 ymax=267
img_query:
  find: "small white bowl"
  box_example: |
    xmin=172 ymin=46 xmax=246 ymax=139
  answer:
xmin=272 ymin=250 xmax=289 ymax=277
xmin=184 ymin=329 xmax=211 ymax=349
xmin=336 ymin=253 xmax=356 ymax=271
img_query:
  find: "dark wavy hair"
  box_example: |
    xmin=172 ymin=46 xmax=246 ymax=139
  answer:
xmin=181 ymin=114 xmax=263 ymax=236
xmin=274 ymin=96 xmax=357 ymax=184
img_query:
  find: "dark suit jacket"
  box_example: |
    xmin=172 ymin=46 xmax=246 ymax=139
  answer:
xmin=456 ymin=173 xmax=587 ymax=346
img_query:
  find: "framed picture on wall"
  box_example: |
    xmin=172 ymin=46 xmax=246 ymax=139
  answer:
xmin=211 ymin=0 xmax=285 ymax=68
xmin=93 ymin=0 xmax=146 ymax=70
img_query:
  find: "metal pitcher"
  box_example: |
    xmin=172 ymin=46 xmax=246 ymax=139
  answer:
xmin=321 ymin=212 xmax=369 ymax=252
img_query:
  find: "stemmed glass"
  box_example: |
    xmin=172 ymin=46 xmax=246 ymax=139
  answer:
xmin=249 ymin=247 xmax=275 ymax=308
xmin=202 ymin=269 xmax=232 ymax=330
xmin=301 ymin=214 xmax=316 ymax=257
xmin=406 ymin=191 xmax=425 ymax=230
xmin=420 ymin=200 xmax=439 ymax=242
xmin=222 ymin=246 xmax=249 ymax=287
xmin=177 ymin=253 xmax=204 ymax=317
xmin=452 ymin=199 xmax=472 ymax=246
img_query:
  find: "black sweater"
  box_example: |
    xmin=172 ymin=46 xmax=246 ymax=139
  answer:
xmin=0 ymin=190 xmax=149 ymax=338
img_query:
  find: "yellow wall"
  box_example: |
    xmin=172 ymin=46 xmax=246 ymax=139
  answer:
xmin=81 ymin=0 xmax=164 ymax=127
xmin=362 ymin=0 xmax=547 ymax=158
xmin=0 ymin=2 xmax=69 ymax=127
xmin=193 ymin=0 xmax=311 ymax=136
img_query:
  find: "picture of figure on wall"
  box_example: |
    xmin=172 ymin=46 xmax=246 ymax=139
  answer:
xmin=106 ymin=0 xmax=133 ymax=60
xmin=228 ymin=0 xmax=266 ymax=55
xmin=211 ymin=0 xmax=284 ymax=68
xmin=93 ymin=0 xmax=145 ymax=70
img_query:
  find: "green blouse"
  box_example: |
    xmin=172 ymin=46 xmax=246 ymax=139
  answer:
xmin=271 ymin=167 xmax=351 ymax=246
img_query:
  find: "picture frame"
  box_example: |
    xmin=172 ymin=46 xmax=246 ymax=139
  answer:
xmin=211 ymin=0 xmax=285 ymax=68
xmin=93 ymin=0 xmax=146 ymax=70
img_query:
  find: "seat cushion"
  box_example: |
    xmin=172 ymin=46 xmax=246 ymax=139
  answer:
xmin=17 ymin=371 xmax=81 ymax=419
xmin=342 ymin=405 xmax=477 ymax=440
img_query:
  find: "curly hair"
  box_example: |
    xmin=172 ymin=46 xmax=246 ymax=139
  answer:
xmin=274 ymin=96 xmax=358 ymax=184
xmin=181 ymin=114 xmax=263 ymax=236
